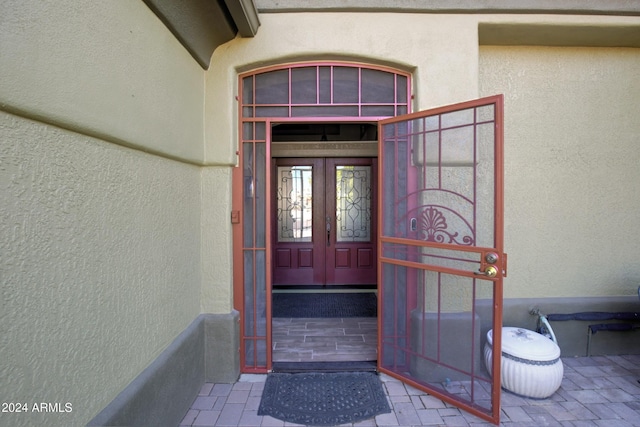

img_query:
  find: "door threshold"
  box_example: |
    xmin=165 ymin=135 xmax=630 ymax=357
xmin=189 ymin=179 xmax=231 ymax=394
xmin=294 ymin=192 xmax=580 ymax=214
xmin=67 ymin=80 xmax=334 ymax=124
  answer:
xmin=273 ymin=284 xmax=377 ymax=293
xmin=271 ymin=361 xmax=377 ymax=373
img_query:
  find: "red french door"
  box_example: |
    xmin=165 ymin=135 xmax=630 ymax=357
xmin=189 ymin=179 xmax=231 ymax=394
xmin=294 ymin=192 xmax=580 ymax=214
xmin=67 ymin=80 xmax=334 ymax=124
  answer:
xmin=272 ymin=157 xmax=377 ymax=286
xmin=377 ymin=95 xmax=505 ymax=424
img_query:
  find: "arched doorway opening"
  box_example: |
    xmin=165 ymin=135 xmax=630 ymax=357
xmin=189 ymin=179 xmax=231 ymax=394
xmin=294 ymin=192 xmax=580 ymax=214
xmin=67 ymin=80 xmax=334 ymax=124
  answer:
xmin=232 ymin=62 xmax=411 ymax=372
xmin=232 ymin=62 xmax=506 ymax=424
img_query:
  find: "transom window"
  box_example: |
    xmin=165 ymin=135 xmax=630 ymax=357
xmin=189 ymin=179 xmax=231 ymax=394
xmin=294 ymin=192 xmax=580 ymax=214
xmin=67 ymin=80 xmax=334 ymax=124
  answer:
xmin=241 ymin=63 xmax=410 ymax=118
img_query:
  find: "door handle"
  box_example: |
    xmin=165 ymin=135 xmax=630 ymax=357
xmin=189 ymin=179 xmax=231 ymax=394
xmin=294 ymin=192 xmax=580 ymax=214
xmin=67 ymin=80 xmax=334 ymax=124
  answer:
xmin=474 ymin=266 xmax=498 ymax=278
xmin=326 ymin=216 xmax=331 ymax=247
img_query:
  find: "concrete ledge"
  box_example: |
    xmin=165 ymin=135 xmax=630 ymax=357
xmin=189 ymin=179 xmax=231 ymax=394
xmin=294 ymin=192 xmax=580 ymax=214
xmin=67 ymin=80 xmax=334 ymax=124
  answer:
xmin=493 ymin=296 xmax=640 ymax=357
xmin=87 ymin=311 xmax=240 ymax=426
xmin=204 ymin=311 xmax=241 ymax=383
xmin=87 ymin=316 xmax=204 ymax=426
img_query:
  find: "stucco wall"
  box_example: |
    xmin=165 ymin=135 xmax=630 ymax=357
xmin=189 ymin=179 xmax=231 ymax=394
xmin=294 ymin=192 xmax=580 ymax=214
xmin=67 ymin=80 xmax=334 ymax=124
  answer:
xmin=206 ymin=11 xmax=639 ymax=300
xmin=205 ymin=12 xmax=481 ymax=164
xmin=0 ymin=0 xmax=205 ymax=164
xmin=480 ymin=46 xmax=640 ymax=298
xmin=201 ymin=166 xmax=234 ymax=313
xmin=0 ymin=1 xmax=206 ymax=425
xmin=0 ymin=111 xmax=202 ymax=426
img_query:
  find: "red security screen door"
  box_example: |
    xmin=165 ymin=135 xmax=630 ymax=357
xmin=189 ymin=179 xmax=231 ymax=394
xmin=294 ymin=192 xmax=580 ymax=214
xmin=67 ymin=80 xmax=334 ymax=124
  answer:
xmin=377 ymin=95 xmax=505 ymax=424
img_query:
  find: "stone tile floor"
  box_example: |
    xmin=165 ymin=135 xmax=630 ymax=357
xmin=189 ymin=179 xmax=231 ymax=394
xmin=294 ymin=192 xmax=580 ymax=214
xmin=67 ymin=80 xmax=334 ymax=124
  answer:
xmin=272 ymin=317 xmax=377 ymax=362
xmin=181 ymin=318 xmax=640 ymax=426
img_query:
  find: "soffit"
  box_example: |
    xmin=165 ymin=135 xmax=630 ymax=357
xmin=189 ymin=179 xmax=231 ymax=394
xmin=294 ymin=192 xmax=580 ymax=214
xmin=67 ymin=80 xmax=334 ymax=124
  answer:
xmin=143 ymin=0 xmax=260 ymax=69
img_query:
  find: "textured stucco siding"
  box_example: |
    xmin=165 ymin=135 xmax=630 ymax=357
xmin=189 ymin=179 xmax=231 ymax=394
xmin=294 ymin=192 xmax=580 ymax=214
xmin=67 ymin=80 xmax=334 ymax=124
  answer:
xmin=0 ymin=0 xmax=206 ymax=164
xmin=480 ymin=46 xmax=640 ymax=298
xmin=0 ymin=111 xmax=202 ymax=426
xmin=208 ymin=12 xmax=640 ymax=300
xmin=200 ymin=166 xmax=234 ymax=314
xmin=0 ymin=1 xmax=207 ymax=425
xmin=205 ymin=12 xmax=481 ymax=164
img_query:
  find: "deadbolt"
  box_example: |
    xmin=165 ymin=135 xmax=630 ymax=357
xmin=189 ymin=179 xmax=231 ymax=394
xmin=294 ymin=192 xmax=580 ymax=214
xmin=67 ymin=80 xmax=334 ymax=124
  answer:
xmin=485 ymin=252 xmax=499 ymax=264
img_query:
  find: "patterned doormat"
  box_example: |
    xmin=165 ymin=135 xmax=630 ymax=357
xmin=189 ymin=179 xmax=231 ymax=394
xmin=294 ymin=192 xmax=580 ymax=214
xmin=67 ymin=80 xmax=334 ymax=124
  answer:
xmin=258 ymin=372 xmax=390 ymax=426
xmin=272 ymin=292 xmax=377 ymax=318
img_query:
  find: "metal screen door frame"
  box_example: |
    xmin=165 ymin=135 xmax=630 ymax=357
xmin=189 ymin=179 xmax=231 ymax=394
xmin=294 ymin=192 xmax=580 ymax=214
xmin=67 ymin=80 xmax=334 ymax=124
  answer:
xmin=377 ymin=95 xmax=505 ymax=424
xmin=234 ymin=62 xmax=412 ymax=373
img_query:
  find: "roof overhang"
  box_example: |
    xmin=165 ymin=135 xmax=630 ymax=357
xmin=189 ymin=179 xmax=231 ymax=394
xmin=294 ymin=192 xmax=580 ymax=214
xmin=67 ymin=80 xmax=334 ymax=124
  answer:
xmin=143 ymin=0 xmax=260 ymax=69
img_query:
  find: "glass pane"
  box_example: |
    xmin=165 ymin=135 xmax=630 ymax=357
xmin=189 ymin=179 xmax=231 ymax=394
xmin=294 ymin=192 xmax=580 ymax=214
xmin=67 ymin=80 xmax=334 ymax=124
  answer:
xmin=255 ymin=122 xmax=266 ymax=141
xmin=243 ymin=250 xmax=254 ymax=335
xmin=380 ymin=262 xmax=411 ymax=368
xmin=333 ymin=66 xmax=359 ymax=103
xmin=255 ymin=144 xmax=266 ymax=247
xmin=256 ymin=249 xmax=267 ymax=336
xmin=291 ymin=105 xmax=359 ymax=117
xmin=397 ymin=76 xmax=408 ymax=103
xmin=242 ymin=76 xmax=253 ymax=104
xmin=256 ymin=106 xmax=289 ymax=117
xmin=319 ymin=66 xmax=331 ymax=103
xmin=362 ymin=105 xmax=395 ymax=117
xmin=243 ymin=143 xmax=254 ymax=247
xmin=277 ymin=166 xmax=313 ymax=242
xmin=255 ymin=69 xmax=289 ymax=104
xmin=244 ymin=339 xmax=255 ymax=367
xmin=361 ymin=68 xmax=395 ymax=103
xmin=242 ymin=123 xmax=253 ymax=141
xmin=336 ymin=165 xmax=371 ymax=242
xmin=291 ymin=67 xmax=318 ymax=104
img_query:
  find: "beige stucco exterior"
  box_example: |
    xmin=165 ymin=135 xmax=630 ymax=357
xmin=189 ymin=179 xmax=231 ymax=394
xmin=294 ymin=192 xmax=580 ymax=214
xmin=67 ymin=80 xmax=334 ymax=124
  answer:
xmin=1 ymin=1 xmax=205 ymax=425
xmin=480 ymin=45 xmax=640 ymax=298
xmin=1 ymin=1 xmax=639 ymax=425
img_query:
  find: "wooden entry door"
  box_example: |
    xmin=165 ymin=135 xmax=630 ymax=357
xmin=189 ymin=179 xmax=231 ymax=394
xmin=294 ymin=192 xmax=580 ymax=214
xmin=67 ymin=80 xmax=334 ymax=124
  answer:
xmin=273 ymin=157 xmax=377 ymax=286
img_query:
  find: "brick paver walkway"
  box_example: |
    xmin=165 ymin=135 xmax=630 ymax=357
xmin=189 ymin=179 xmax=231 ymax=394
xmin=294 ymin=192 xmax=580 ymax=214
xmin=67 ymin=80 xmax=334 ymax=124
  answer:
xmin=180 ymin=355 xmax=640 ymax=426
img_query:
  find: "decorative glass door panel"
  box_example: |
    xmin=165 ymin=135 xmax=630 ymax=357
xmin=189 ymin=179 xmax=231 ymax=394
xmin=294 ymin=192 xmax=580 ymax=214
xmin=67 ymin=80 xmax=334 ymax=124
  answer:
xmin=326 ymin=158 xmax=377 ymax=285
xmin=273 ymin=158 xmax=377 ymax=286
xmin=273 ymin=159 xmax=325 ymax=285
xmin=378 ymin=95 xmax=505 ymax=425
xmin=336 ymin=165 xmax=372 ymax=242
xmin=277 ymin=166 xmax=313 ymax=242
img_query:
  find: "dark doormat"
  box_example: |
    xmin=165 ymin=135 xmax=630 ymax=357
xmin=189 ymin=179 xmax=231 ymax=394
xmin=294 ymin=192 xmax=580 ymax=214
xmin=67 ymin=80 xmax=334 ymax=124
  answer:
xmin=272 ymin=292 xmax=377 ymax=318
xmin=258 ymin=371 xmax=390 ymax=426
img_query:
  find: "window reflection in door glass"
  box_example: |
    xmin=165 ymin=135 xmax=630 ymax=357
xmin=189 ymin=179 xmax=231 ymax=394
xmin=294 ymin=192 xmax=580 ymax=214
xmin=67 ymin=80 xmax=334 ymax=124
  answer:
xmin=277 ymin=166 xmax=313 ymax=242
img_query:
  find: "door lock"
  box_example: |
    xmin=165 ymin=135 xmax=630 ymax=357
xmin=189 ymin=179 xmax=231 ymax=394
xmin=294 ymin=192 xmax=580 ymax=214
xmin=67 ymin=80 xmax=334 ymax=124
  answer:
xmin=474 ymin=266 xmax=498 ymax=278
xmin=485 ymin=252 xmax=499 ymax=264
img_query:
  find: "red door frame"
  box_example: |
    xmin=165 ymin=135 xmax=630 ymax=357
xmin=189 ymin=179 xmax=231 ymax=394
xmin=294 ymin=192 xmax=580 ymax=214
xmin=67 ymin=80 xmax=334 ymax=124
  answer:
xmin=377 ymin=95 xmax=505 ymax=424
xmin=234 ymin=62 xmax=412 ymax=373
xmin=234 ymin=117 xmax=388 ymax=373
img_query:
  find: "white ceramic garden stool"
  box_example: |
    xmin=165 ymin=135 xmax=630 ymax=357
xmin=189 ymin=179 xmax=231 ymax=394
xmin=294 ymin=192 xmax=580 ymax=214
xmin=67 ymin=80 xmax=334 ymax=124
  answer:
xmin=484 ymin=327 xmax=564 ymax=399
